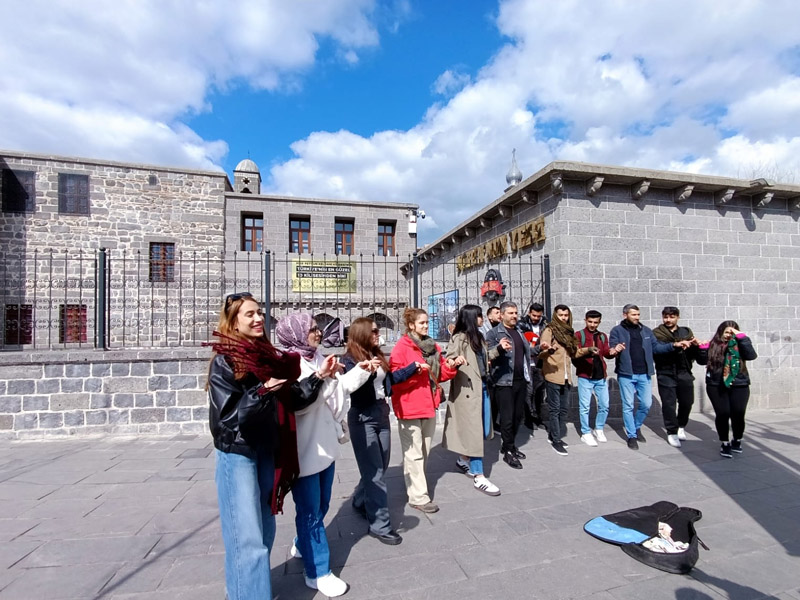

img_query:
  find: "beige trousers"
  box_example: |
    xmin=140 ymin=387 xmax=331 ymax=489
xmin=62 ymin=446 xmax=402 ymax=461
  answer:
xmin=397 ymin=417 xmax=436 ymax=505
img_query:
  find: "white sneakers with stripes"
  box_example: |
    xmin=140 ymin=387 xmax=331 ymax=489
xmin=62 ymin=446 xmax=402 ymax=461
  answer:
xmin=473 ymin=475 xmax=501 ymax=496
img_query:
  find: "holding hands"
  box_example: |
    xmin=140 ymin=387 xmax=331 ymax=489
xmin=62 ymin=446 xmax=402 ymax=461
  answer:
xmin=445 ymin=355 xmax=466 ymax=369
xmin=317 ymin=354 xmax=344 ymax=378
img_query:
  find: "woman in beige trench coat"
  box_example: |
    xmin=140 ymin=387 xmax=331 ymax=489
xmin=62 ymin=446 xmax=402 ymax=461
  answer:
xmin=443 ymin=304 xmax=502 ymax=496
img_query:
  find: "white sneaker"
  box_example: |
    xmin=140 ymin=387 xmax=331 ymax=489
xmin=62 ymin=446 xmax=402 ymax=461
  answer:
xmin=290 ymin=541 xmax=302 ymax=559
xmin=581 ymin=433 xmax=598 ymax=447
xmin=593 ymin=429 xmax=607 ymax=443
xmin=677 ymin=428 xmax=687 ymax=441
xmin=667 ymin=434 xmax=682 ymax=448
xmin=473 ymin=475 xmax=501 ymax=496
xmin=305 ymin=572 xmax=349 ymax=597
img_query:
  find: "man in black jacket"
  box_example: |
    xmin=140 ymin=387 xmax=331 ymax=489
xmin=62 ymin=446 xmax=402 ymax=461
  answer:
xmin=652 ymin=307 xmax=697 ymax=448
xmin=518 ymin=302 xmax=547 ymax=429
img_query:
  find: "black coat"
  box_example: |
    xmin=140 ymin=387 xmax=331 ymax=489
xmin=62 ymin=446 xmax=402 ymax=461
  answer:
xmin=695 ymin=336 xmax=757 ymax=388
xmin=207 ymin=354 xmax=322 ymax=458
xmin=653 ymin=325 xmax=699 ymax=386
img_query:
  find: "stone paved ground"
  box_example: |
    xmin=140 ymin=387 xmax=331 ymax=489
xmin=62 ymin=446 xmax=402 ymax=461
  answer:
xmin=1 ymin=408 xmax=799 ymax=600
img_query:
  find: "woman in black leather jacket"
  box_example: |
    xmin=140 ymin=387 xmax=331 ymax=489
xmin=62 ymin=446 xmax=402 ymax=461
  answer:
xmin=696 ymin=320 xmax=758 ymax=459
xmin=206 ymin=293 xmax=337 ymax=600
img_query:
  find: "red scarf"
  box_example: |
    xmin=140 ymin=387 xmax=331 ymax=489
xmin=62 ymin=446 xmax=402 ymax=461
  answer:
xmin=206 ymin=331 xmax=301 ymax=514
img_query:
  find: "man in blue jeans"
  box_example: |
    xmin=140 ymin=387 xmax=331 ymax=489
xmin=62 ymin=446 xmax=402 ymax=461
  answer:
xmin=573 ymin=310 xmax=625 ymax=446
xmin=609 ymin=304 xmax=676 ymax=450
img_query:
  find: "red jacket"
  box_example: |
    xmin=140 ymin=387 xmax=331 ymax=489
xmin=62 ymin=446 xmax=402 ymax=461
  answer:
xmin=573 ymin=328 xmax=613 ymax=380
xmin=389 ymin=334 xmax=458 ymax=419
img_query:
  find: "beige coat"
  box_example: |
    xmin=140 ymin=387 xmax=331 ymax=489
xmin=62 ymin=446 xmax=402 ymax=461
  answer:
xmin=442 ymin=333 xmax=497 ymax=457
xmin=539 ymin=327 xmax=593 ymax=385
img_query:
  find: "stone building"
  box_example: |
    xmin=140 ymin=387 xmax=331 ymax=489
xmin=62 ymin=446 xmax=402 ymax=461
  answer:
xmin=415 ymin=160 xmax=800 ymax=409
xmin=0 ymin=149 xmax=418 ymax=437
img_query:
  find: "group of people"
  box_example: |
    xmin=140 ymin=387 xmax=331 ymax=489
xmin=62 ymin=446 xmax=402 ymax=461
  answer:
xmin=205 ymin=293 xmax=757 ymax=599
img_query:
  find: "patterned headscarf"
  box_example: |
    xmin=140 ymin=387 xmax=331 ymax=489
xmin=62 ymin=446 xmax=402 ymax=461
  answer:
xmin=275 ymin=313 xmax=317 ymax=360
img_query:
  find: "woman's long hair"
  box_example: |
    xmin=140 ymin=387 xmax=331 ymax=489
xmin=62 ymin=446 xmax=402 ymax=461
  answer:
xmin=205 ymin=295 xmax=296 ymax=387
xmin=452 ymin=304 xmax=484 ymax=353
xmin=707 ymin=320 xmax=746 ymax=374
xmin=403 ymin=307 xmax=427 ymax=334
xmin=345 ymin=318 xmax=390 ymax=371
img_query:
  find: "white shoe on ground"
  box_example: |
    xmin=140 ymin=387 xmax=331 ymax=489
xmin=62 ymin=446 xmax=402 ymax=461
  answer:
xmin=290 ymin=541 xmax=302 ymax=559
xmin=677 ymin=427 xmax=687 ymax=441
xmin=593 ymin=429 xmax=607 ymax=443
xmin=667 ymin=434 xmax=682 ymax=448
xmin=581 ymin=432 xmax=598 ymax=447
xmin=473 ymin=475 xmax=501 ymax=496
xmin=305 ymin=572 xmax=349 ymax=597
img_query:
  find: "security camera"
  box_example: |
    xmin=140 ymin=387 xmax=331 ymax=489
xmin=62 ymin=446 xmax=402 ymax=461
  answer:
xmin=418 ymin=210 xmax=426 ymax=219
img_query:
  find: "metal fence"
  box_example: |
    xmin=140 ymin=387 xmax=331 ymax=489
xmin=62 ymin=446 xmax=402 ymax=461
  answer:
xmin=1 ymin=248 xmax=549 ymax=350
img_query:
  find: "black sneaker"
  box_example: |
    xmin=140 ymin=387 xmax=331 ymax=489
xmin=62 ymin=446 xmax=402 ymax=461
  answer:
xmin=548 ymin=435 xmax=568 ymax=448
xmin=627 ymin=437 xmax=639 ymax=450
xmin=551 ymin=441 xmax=568 ymax=456
xmin=503 ymin=451 xmax=523 ymax=469
xmin=731 ymin=440 xmax=743 ymax=454
xmin=512 ymin=448 xmax=527 ymax=460
xmin=720 ymin=443 xmax=733 ymax=458
xmin=636 ymin=429 xmax=647 ymax=443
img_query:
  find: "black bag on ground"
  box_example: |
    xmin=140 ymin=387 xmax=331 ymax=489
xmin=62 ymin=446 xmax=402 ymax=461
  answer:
xmin=583 ymin=500 xmax=706 ymax=574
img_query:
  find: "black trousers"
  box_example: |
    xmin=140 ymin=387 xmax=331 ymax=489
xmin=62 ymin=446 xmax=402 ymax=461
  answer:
xmin=495 ymin=379 xmax=527 ymax=453
xmin=348 ymin=402 xmax=393 ymax=535
xmin=658 ymin=377 xmax=694 ymax=435
xmin=525 ymin=379 xmax=546 ymax=426
xmin=545 ymin=381 xmax=570 ymax=443
xmin=706 ymin=384 xmax=750 ymax=442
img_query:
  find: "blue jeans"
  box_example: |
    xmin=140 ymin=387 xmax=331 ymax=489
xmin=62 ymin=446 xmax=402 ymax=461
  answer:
xmin=618 ymin=374 xmax=652 ymax=438
xmin=292 ymin=462 xmax=335 ymax=579
xmin=215 ymin=447 xmax=276 ymax=600
xmin=577 ymin=377 xmax=609 ymax=435
xmin=469 ymin=457 xmax=483 ymax=475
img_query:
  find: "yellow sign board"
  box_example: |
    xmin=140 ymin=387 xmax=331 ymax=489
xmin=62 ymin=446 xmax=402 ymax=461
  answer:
xmin=456 ymin=217 xmax=545 ymax=272
xmin=291 ymin=260 xmax=357 ymax=293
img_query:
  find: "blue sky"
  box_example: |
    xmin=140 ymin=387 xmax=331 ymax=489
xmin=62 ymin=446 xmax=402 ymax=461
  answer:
xmin=3 ymin=0 xmax=800 ymax=245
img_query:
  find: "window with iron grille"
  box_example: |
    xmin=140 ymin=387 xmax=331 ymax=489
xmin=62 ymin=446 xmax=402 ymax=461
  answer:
xmin=290 ymin=217 xmax=311 ymax=254
xmin=4 ymin=304 xmax=33 ymax=345
xmin=242 ymin=213 xmax=264 ymax=251
xmin=378 ymin=221 xmax=396 ymax=256
xmin=2 ymin=169 xmax=36 ymax=213
xmin=58 ymin=173 xmax=90 ymax=215
xmin=335 ymin=219 xmax=354 ymax=255
xmin=59 ymin=304 xmax=87 ymax=344
xmin=149 ymin=242 xmax=176 ymax=282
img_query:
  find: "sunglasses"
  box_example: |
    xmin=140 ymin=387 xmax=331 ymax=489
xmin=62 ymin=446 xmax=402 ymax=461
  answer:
xmin=309 ymin=326 xmax=321 ymax=333
xmin=371 ymin=328 xmax=380 ymax=334
xmin=225 ymin=292 xmax=253 ymax=308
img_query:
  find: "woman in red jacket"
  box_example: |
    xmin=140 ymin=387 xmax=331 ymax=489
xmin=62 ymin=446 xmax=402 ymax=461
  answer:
xmin=389 ymin=308 xmax=460 ymax=513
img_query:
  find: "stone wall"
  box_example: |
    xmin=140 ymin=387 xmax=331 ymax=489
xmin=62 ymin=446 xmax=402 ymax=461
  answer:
xmin=415 ymin=168 xmax=800 ymax=410
xmin=0 ymin=349 xmax=211 ymax=439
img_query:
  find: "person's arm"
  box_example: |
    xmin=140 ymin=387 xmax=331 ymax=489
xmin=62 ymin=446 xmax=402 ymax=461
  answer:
xmin=695 ymin=344 xmax=709 ymax=366
xmin=388 ymin=362 xmax=418 ymax=386
xmin=438 ymin=347 xmax=459 ymax=382
xmin=736 ymin=334 xmax=758 ymax=361
xmin=208 ymin=356 xmax=272 ymax=430
xmin=652 ymin=338 xmax=676 ymax=355
xmin=389 ymin=341 xmax=419 ymax=394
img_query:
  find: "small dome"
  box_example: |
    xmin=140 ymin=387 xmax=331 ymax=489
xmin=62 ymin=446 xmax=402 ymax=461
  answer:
xmin=234 ymin=158 xmax=260 ymax=173
xmin=506 ymin=149 xmax=522 ymax=187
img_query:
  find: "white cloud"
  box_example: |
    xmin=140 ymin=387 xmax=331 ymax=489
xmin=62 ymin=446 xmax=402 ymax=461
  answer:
xmin=0 ymin=0 xmax=381 ymax=167
xmin=266 ymin=0 xmax=800 ymax=243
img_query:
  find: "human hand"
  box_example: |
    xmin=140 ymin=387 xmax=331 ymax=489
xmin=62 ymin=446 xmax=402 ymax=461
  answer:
xmin=317 ymin=354 xmax=340 ymax=378
xmin=370 ymin=357 xmax=383 ymax=371
xmin=264 ymin=378 xmax=287 ymax=392
xmin=416 ymin=361 xmax=430 ymax=372
xmin=539 ymin=341 xmax=552 ymax=351
xmin=499 ymin=337 xmax=512 ymax=351
xmin=588 ymin=346 xmax=600 ymax=355
xmin=357 ymin=359 xmax=374 ymax=372
xmin=612 ymin=343 xmax=625 ymax=355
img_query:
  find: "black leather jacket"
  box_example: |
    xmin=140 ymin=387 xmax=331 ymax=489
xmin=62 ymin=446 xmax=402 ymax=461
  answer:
xmin=208 ymin=354 xmax=323 ymax=459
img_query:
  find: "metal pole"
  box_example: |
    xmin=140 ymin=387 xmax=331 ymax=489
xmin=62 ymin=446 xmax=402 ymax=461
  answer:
xmin=97 ymin=247 xmax=107 ymax=349
xmin=543 ymin=253 xmax=552 ymax=319
xmin=412 ymin=250 xmax=419 ymax=307
xmin=264 ymin=250 xmax=272 ymax=340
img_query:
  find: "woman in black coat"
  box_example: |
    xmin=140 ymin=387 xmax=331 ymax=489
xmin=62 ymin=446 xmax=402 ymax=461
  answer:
xmin=696 ymin=320 xmax=758 ymax=458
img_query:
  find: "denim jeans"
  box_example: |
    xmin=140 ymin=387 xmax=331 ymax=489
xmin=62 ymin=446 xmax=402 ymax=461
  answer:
xmin=618 ymin=373 xmax=652 ymax=438
xmin=291 ymin=462 xmax=336 ymax=579
xmin=215 ymin=447 xmax=276 ymax=600
xmin=349 ymin=402 xmax=392 ymax=535
xmin=545 ymin=381 xmax=570 ymax=443
xmin=577 ymin=377 xmax=609 ymax=435
xmin=469 ymin=456 xmax=484 ymax=475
